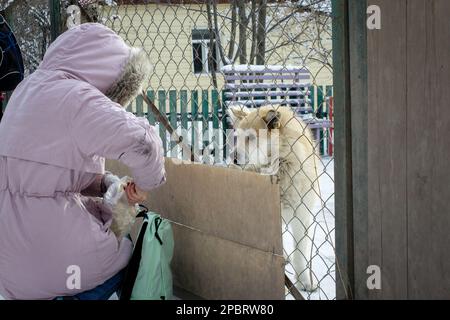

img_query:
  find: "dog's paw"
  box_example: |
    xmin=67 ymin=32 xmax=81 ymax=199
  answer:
xmin=298 ymin=274 xmax=318 ymax=292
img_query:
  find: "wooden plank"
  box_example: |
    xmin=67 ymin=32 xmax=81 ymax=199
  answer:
xmin=169 ymin=90 xmax=177 ymax=158
xmin=332 ymin=0 xmax=354 ymax=300
xmin=284 ymin=275 xmax=305 ymax=300
xmin=105 ymin=159 xmax=285 ymax=299
xmin=202 ymin=90 xmax=209 ymax=156
xmin=317 ymin=86 xmax=325 ymax=154
xmin=326 ymin=85 xmax=333 ymax=99
xmin=222 ymin=66 xmax=309 ymax=73
xmin=221 ymin=91 xmax=230 ymax=161
xmin=225 ymin=99 xmax=309 ymax=107
xmin=135 ymin=94 xmax=143 ymax=116
xmin=211 ymin=90 xmax=220 ymax=164
xmin=224 ymin=91 xmax=307 ymax=98
xmin=106 ymin=158 xmax=283 ymax=254
xmin=146 ymin=90 xmax=156 ymax=125
xmin=310 ymin=86 xmax=316 ymax=113
xmin=349 ymin=0 xmax=370 ymax=300
xmin=224 ymin=83 xmax=311 ymax=90
xmin=367 ymin=0 xmax=408 ymax=299
xmin=170 ymin=224 xmax=285 ymax=300
xmin=406 ymin=0 xmax=450 ymax=299
xmin=158 ymin=90 xmax=167 ymax=154
xmin=191 ymin=90 xmax=199 ymax=159
xmin=325 ymin=85 xmax=334 ymax=156
xmin=349 ymin=0 xmax=373 ymax=300
xmin=180 ymin=90 xmax=188 ymax=160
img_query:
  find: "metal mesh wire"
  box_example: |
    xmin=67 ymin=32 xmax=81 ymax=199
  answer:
xmin=7 ymin=0 xmax=339 ymax=300
xmin=98 ymin=0 xmax=336 ymax=301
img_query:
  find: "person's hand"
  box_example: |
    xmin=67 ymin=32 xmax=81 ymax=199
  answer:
xmin=124 ymin=181 xmax=147 ymax=205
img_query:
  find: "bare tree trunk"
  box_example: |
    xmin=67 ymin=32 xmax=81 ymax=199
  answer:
xmin=212 ymin=0 xmax=228 ymax=66
xmin=228 ymin=0 xmax=237 ymax=63
xmin=255 ymin=0 xmax=266 ymax=65
xmin=6 ymin=0 xmax=50 ymax=74
xmin=249 ymin=0 xmax=257 ymax=65
xmin=206 ymin=0 xmax=218 ymax=89
xmin=237 ymin=0 xmax=248 ymax=64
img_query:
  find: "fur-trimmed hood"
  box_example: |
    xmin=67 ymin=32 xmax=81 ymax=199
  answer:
xmin=40 ymin=23 xmax=151 ymax=107
xmin=0 ymin=23 xmax=161 ymax=175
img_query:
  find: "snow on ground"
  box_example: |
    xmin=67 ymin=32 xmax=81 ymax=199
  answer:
xmin=285 ymin=156 xmax=336 ymax=300
xmin=221 ymin=64 xmax=308 ymax=73
xmin=307 ymin=156 xmax=335 ymax=300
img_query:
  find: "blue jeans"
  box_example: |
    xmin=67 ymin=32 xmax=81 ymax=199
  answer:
xmin=54 ymin=269 xmax=125 ymax=300
xmin=55 ymin=235 xmax=132 ymax=300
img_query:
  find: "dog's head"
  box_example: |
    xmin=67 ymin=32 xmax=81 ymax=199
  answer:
xmin=227 ymin=105 xmax=287 ymax=172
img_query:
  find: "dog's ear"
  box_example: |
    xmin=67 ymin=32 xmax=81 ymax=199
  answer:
xmin=227 ymin=105 xmax=249 ymax=125
xmin=263 ymin=110 xmax=281 ymax=130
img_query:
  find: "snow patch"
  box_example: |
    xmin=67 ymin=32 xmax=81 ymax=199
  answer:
xmin=221 ymin=64 xmax=309 ymax=73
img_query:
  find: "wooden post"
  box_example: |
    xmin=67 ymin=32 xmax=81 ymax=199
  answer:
xmin=332 ymin=0 xmax=354 ymax=300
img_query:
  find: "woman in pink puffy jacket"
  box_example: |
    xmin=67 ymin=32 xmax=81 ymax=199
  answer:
xmin=0 ymin=23 xmax=166 ymax=300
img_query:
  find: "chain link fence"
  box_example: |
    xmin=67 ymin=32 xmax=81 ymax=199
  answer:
xmin=4 ymin=0 xmax=339 ymax=300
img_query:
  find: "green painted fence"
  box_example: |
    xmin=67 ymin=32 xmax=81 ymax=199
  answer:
xmin=127 ymin=86 xmax=334 ymax=161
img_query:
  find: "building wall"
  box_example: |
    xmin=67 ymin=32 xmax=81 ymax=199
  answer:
xmin=99 ymin=2 xmax=333 ymax=95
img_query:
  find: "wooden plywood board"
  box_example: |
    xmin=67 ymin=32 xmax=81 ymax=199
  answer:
xmin=171 ymin=224 xmax=285 ymax=300
xmin=406 ymin=0 xmax=450 ymax=299
xmin=106 ymin=158 xmax=284 ymax=299
xmin=354 ymin=0 xmax=450 ymax=299
xmin=332 ymin=0 xmax=354 ymax=300
xmin=366 ymin=0 xmax=408 ymax=299
xmin=107 ymin=158 xmax=283 ymax=254
xmin=349 ymin=0 xmax=369 ymax=300
xmin=337 ymin=0 xmax=450 ymax=300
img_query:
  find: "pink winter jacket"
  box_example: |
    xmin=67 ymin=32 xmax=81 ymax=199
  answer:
xmin=0 ymin=24 xmax=166 ymax=299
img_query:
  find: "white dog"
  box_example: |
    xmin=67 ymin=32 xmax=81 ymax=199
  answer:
xmin=227 ymin=105 xmax=319 ymax=292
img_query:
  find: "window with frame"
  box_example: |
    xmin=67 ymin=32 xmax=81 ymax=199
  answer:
xmin=192 ymin=29 xmax=219 ymax=75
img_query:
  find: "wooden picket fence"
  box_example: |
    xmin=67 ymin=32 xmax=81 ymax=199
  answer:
xmin=128 ymin=89 xmax=226 ymax=162
xmin=128 ymin=86 xmax=334 ymax=160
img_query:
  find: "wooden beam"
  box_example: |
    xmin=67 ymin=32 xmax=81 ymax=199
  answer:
xmin=331 ymin=0 xmax=354 ymax=300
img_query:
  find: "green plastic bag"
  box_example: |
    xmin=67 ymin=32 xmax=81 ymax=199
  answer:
xmin=120 ymin=207 xmax=174 ymax=300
